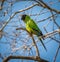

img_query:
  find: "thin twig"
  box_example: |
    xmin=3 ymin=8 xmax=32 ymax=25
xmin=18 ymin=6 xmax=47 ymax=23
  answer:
xmin=35 ymin=0 xmax=60 ymax=14
xmin=0 ymin=3 xmax=38 ymax=31
xmin=31 ymin=35 xmax=40 ymax=56
xmin=53 ymin=45 xmax=60 ymax=62
xmin=16 ymin=27 xmax=60 ymax=43
xmin=43 ymin=29 xmax=60 ymax=38
xmin=37 ymin=14 xmax=56 ymax=23
xmin=16 ymin=27 xmax=40 ymax=56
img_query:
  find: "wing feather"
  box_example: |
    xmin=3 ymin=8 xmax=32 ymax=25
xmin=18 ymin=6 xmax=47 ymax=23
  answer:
xmin=28 ymin=19 xmax=43 ymax=36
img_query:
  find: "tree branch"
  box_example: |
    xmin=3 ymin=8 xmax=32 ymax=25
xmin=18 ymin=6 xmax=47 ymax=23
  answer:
xmin=35 ymin=0 xmax=60 ymax=14
xmin=53 ymin=45 xmax=60 ymax=62
xmin=16 ymin=27 xmax=60 ymax=43
xmin=3 ymin=55 xmax=48 ymax=62
xmin=0 ymin=0 xmax=5 ymax=10
xmin=0 ymin=3 xmax=38 ymax=31
xmin=16 ymin=27 xmax=40 ymax=56
xmin=37 ymin=14 xmax=57 ymax=23
xmin=43 ymin=29 xmax=60 ymax=39
xmin=31 ymin=35 xmax=40 ymax=56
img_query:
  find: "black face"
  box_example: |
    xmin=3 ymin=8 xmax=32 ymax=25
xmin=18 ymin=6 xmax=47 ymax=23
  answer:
xmin=21 ymin=14 xmax=27 ymax=20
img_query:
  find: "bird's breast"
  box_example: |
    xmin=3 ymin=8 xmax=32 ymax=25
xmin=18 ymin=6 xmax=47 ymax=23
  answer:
xmin=26 ymin=24 xmax=32 ymax=33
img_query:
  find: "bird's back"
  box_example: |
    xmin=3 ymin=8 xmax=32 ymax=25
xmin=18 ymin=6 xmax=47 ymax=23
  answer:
xmin=26 ymin=19 xmax=43 ymax=36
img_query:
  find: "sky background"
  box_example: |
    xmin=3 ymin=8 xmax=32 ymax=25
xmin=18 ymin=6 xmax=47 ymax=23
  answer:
xmin=0 ymin=0 xmax=60 ymax=62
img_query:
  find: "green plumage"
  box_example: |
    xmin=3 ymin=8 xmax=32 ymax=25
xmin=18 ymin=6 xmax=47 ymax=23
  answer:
xmin=21 ymin=14 xmax=47 ymax=51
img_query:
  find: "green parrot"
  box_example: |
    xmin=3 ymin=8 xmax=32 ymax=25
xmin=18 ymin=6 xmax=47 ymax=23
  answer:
xmin=21 ymin=14 xmax=47 ymax=51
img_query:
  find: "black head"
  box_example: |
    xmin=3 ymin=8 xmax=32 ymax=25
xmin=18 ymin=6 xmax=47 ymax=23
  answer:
xmin=21 ymin=14 xmax=27 ymax=20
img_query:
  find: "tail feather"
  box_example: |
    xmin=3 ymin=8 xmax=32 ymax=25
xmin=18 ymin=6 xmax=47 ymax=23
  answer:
xmin=38 ymin=37 xmax=47 ymax=51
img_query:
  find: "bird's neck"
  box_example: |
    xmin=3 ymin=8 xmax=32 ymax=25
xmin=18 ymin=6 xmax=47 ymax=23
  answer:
xmin=24 ymin=16 xmax=30 ymax=23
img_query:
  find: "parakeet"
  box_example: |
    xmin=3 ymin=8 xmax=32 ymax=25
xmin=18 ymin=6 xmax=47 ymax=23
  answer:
xmin=21 ymin=14 xmax=47 ymax=51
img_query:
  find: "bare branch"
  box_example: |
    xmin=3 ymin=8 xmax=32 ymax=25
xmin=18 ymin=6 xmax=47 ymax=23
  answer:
xmin=31 ymin=35 xmax=40 ymax=56
xmin=53 ymin=45 xmax=60 ymax=62
xmin=43 ymin=29 xmax=60 ymax=39
xmin=16 ymin=27 xmax=60 ymax=43
xmin=50 ymin=11 xmax=60 ymax=28
xmin=16 ymin=27 xmax=40 ymax=56
xmin=0 ymin=3 xmax=38 ymax=31
xmin=3 ymin=55 xmax=48 ymax=62
xmin=0 ymin=0 xmax=5 ymax=10
xmin=37 ymin=14 xmax=56 ymax=23
xmin=35 ymin=0 xmax=60 ymax=14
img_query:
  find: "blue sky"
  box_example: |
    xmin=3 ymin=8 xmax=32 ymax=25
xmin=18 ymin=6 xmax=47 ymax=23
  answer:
xmin=0 ymin=0 xmax=60 ymax=62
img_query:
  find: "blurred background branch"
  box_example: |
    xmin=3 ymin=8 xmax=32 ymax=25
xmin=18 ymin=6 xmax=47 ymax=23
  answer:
xmin=0 ymin=0 xmax=60 ymax=62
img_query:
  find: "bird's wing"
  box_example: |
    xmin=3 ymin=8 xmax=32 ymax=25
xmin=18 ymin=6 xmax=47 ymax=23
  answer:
xmin=28 ymin=19 xmax=47 ymax=51
xmin=28 ymin=19 xmax=43 ymax=36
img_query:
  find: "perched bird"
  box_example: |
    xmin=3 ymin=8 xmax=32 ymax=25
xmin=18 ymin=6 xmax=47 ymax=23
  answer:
xmin=21 ymin=14 xmax=47 ymax=51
